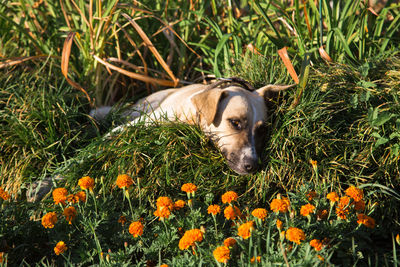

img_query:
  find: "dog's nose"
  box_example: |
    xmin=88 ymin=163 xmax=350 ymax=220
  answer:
xmin=243 ymin=158 xmax=259 ymax=173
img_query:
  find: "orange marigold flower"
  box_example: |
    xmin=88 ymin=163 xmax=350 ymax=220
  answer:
xmin=116 ymin=174 xmax=134 ymax=189
xmin=63 ymin=206 xmax=77 ymax=224
xmin=345 ymin=186 xmax=364 ymax=202
xmin=357 ymin=213 xmax=376 ymax=229
xmin=178 ymin=229 xmax=204 ymax=250
xmin=181 ymin=183 xmax=197 ymax=194
xmin=276 ymin=219 xmax=283 ymax=229
xmin=160 ymin=265 xmax=168 ymax=267
xmin=208 ymin=204 xmax=221 ymax=215
xmin=317 ymin=209 xmax=328 ymax=220
xmin=129 ymin=221 xmax=144 ymax=237
xmin=306 ymin=191 xmax=317 ymax=201
xmin=354 ymin=200 xmax=366 ymax=211
xmin=251 ymin=208 xmax=268 ymax=220
xmin=154 ymin=206 xmax=171 ymax=220
xmin=285 ymin=227 xmax=306 ymax=245
xmin=0 ymin=252 xmax=4 ymax=263
xmin=223 ymin=237 xmax=237 ymax=247
xmin=251 ymin=256 xmax=261 ymax=263
xmin=156 ymin=196 xmax=174 ymax=210
xmin=317 ymin=255 xmax=325 ymax=262
xmin=221 ymin=191 xmax=238 ymax=204
xmin=310 ymin=239 xmax=323 ymax=251
xmin=237 ymin=221 xmax=254 ymax=239
xmin=41 ymin=212 xmax=58 ymax=228
xmin=67 ymin=194 xmax=79 ymax=204
xmin=54 ymin=241 xmax=67 ymax=255
xmin=75 ymin=191 xmax=86 ymax=202
xmin=0 ymin=187 xmax=10 ymax=200
xmin=336 ymin=206 xmax=349 ymax=220
xmin=213 ymin=246 xmax=230 ymax=263
xmin=174 ymin=200 xmax=186 ymax=210
xmin=300 ymin=203 xmax=316 ymax=217
xmin=224 ymin=205 xmax=241 ymax=220
xmin=336 ymin=196 xmax=351 ymax=219
xmin=52 ymin=188 xmax=68 ymax=205
xmin=118 ymin=215 xmax=127 ymax=225
xmin=78 ymin=176 xmax=94 ymax=191
xmin=326 ymin=192 xmax=339 ymax=203
xmin=270 ymin=197 xmax=290 ymax=213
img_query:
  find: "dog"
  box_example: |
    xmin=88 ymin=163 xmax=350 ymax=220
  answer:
xmin=91 ymin=79 xmax=294 ymax=175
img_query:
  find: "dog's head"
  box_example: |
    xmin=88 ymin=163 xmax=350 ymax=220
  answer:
xmin=191 ymin=83 xmax=294 ymax=175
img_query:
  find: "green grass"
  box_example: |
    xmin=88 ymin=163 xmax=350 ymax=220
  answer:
xmin=1 ymin=0 xmax=400 ymax=265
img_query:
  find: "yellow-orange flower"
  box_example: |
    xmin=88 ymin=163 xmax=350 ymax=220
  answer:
xmin=174 ymin=200 xmax=186 ymax=210
xmin=78 ymin=176 xmax=94 ymax=191
xmin=129 ymin=221 xmax=144 ymax=237
xmin=63 ymin=206 xmax=77 ymax=224
xmin=41 ymin=212 xmax=58 ymax=228
xmin=116 ymin=174 xmax=134 ymax=189
xmin=252 ymin=208 xmax=268 ymax=220
xmin=54 ymin=241 xmax=67 ymax=255
xmin=286 ymin=227 xmax=306 ymax=245
xmin=181 ymin=183 xmax=197 ymax=194
xmin=223 ymin=237 xmax=237 ymax=247
xmin=237 ymin=221 xmax=254 ymax=239
xmin=178 ymin=229 xmax=204 ymax=250
xmin=154 ymin=206 xmax=171 ymax=220
xmin=213 ymin=246 xmax=230 ymax=263
xmin=156 ymin=196 xmax=174 ymax=211
xmin=306 ymin=191 xmax=317 ymax=201
xmin=336 ymin=196 xmax=351 ymax=219
xmin=118 ymin=215 xmax=127 ymax=225
xmin=345 ymin=186 xmax=363 ymax=202
xmin=0 ymin=187 xmax=10 ymax=200
xmin=354 ymin=200 xmax=365 ymax=211
xmin=0 ymin=252 xmax=3 ymax=263
xmin=317 ymin=209 xmax=328 ymax=220
xmin=251 ymin=256 xmax=261 ymax=263
xmin=310 ymin=239 xmax=323 ymax=251
xmin=326 ymin=192 xmax=339 ymax=203
xmin=160 ymin=265 xmax=168 ymax=267
xmin=75 ymin=191 xmax=86 ymax=202
xmin=300 ymin=203 xmax=316 ymax=217
xmin=221 ymin=191 xmax=238 ymax=204
xmin=317 ymin=255 xmax=325 ymax=262
xmin=52 ymin=188 xmax=68 ymax=205
xmin=224 ymin=205 xmax=241 ymax=220
xmin=270 ymin=197 xmax=290 ymax=213
xmin=276 ymin=219 xmax=283 ymax=229
xmin=357 ymin=213 xmax=375 ymax=229
xmin=207 ymin=204 xmax=221 ymax=215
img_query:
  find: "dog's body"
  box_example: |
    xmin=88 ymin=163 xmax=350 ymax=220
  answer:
xmin=91 ymin=80 xmax=293 ymax=174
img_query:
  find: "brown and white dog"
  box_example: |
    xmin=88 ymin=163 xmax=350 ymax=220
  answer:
xmin=91 ymin=79 xmax=294 ymax=175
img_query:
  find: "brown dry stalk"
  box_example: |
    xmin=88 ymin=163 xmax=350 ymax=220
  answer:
xmin=278 ymin=47 xmax=299 ymax=84
xmin=0 ymin=55 xmax=57 ymax=69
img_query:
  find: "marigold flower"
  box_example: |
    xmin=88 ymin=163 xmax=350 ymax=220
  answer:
xmin=224 ymin=205 xmax=241 ymax=220
xmin=221 ymin=191 xmax=238 ymax=204
xmin=285 ymin=227 xmax=306 ymax=245
xmin=270 ymin=197 xmax=290 ymax=213
xmin=75 ymin=191 xmax=86 ymax=202
xmin=310 ymin=239 xmax=323 ymax=251
xmin=54 ymin=241 xmax=67 ymax=255
xmin=317 ymin=209 xmax=328 ymax=220
xmin=317 ymin=255 xmax=325 ymax=262
xmin=396 ymin=234 xmax=400 ymax=245
xmin=181 ymin=183 xmax=197 ymax=194
xmin=129 ymin=221 xmax=144 ymax=237
xmin=41 ymin=212 xmax=58 ymax=228
xmin=213 ymin=246 xmax=230 ymax=263
xmin=118 ymin=215 xmax=127 ymax=225
xmin=156 ymin=196 xmax=174 ymax=210
xmin=237 ymin=221 xmax=254 ymax=239
xmin=160 ymin=265 xmax=168 ymax=267
xmin=174 ymin=200 xmax=186 ymax=210
xmin=178 ymin=229 xmax=204 ymax=250
xmin=63 ymin=206 xmax=77 ymax=224
xmin=78 ymin=176 xmax=94 ymax=191
xmin=154 ymin=206 xmax=171 ymax=220
xmin=357 ymin=213 xmax=376 ymax=229
xmin=116 ymin=174 xmax=134 ymax=189
xmin=306 ymin=191 xmax=317 ymax=201
xmin=0 ymin=252 xmax=3 ymax=263
xmin=207 ymin=204 xmax=221 ymax=215
xmin=67 ymin=194 xmax=79 ymax=204
xmin=0 ymin=187 xmax=10 ymax=200
xmin=354 ymin=200 xmax=365 ymax=211
xmin=251 ymin=208 xmax=268 ymax=220
xmin=52 ymin=188 xmax=68 ymax=205
xmin=276 ymin=219 xmax=283 ymax=229
xmin=300 ymin=203 xmax=316 ymax=217
xmin=345 ymin=186 xmax=363 ymax=202
xmin=251 ymin=256 xmax=261 ymax=263
xmin=326 ymin=192 xmax=339 ymax=203
xmin=336 ymin=196 xmax=351 ymax=219
xmin=223 ymin=237 xmax=237 ymax=247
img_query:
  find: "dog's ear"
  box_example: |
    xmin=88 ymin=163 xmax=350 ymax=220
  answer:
xmin=191 ymin=89 xmax=227 ymax=126
xmin=255 ymin=84 xmax=296 ymax=98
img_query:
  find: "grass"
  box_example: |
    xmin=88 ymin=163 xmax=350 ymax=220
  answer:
xmin=1 ymin=0 xmax=400 ymax=265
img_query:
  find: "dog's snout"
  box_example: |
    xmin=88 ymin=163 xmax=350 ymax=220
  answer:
xmin=243 ymin=157 xmax=259 ymax=173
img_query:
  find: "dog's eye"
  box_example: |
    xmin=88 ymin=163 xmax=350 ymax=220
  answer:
xmin=229 ymin=119 xmax=242 ymax=130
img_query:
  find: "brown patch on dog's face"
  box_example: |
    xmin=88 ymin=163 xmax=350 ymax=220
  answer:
xmin=203 ymin=87 xmax=269 ymax=174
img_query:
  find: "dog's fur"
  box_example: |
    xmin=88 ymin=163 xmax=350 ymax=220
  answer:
xmin=91 ymin=81 xmax=294 ymax=175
